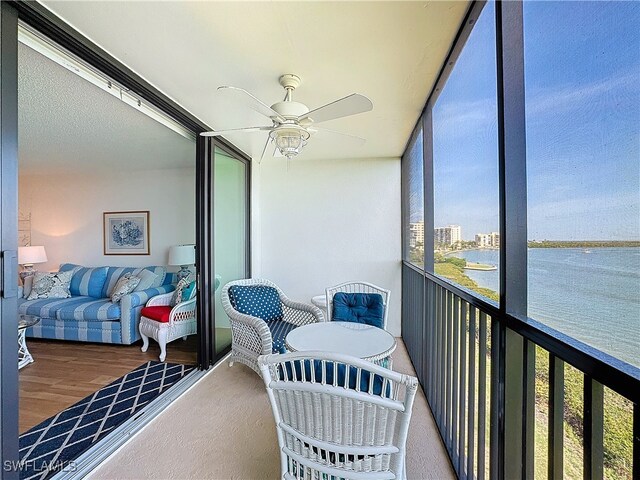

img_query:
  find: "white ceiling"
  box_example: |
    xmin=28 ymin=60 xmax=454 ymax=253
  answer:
xmin=41 ymin=1 xmax=469 ymax=161
xmin=18 ymin=42 xmax=195 ymax=175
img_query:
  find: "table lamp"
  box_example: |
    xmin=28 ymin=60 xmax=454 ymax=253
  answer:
xmin=18 ymin=245 xmax=48 ymax=283
xmin=168 ymin=244 xmax=195 ymax=281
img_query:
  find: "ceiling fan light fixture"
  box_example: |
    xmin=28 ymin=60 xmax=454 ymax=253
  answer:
xmin=270 ymin=126 xmax=310 ymax=159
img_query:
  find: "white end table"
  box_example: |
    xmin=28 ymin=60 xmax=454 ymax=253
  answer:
xmin=285 ymin=321 xmax=396 ymax=366
xmin=18 ymin=314 xmax=40 ymax=369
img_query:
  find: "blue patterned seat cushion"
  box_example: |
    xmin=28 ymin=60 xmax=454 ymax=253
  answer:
xmin=268 ymin=320 xmax=297 ymax=354
xmin=279 ymin=360 xmax=391 ymax=397
xmin=228 ymin=285 xmax=283 ymax=322
xmin=332 ymin=292 xmax=384 ymax=329
xmin=18 ymin=296 xmax=121 ymax=322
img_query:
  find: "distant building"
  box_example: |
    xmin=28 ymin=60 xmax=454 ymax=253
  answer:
xmin=435 ymin=225 xmax=461 ymax=246
xmin=490 ymin=232 xmax=500 ymax=248
xmin=409 ymin=222 xmax=425 ymax=248
xmin=475 ymin=231 xmax=500 ymax=248
xmin=475 ymin=233 xmax=490 ymax=247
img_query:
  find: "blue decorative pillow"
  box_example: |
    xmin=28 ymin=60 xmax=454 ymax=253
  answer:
xmin=332 ymin=292 xmax=385 ymax=329
xmin=60 ymin=264 xmax=109 ymax=298
xmin=228 ymin=285 xmax=283 ymax=322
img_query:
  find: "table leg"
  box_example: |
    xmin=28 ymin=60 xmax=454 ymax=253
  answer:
xmin=18 ymin=329 xmax=34 ymax=369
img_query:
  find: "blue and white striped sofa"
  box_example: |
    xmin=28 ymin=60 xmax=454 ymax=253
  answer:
xmin=17 ymin=264 xmax=176 ymax=345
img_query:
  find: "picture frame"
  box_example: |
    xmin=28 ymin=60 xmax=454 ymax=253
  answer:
xmin=103 ymin=211 xmax=150 ymax=255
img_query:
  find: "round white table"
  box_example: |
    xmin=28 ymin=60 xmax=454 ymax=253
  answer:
xmin=285 ymin=321 xmax=396 ymax=366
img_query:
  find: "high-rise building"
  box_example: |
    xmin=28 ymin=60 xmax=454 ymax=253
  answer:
xmin=409 ymin=222 xmax=425 ymax=248
xmin=475 ymin=233 xmax=490 ymax=247
xmin=490 ymin=232 xmax=500 ymax=248
xmin=434 ymin=225 xmax=461 ymax=246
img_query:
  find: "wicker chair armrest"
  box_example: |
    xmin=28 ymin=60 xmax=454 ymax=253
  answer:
xmin=169 ymin=297 xmax=197 ymax=325
xmin=280 ymin=298 xmax=325 ymax=326
xmin=146 ymin=291 xmax=174 ymax=307
xmin=227 ymin=310 xmax=272 ymax=355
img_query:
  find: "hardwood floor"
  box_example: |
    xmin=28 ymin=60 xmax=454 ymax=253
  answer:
xmin=19 ymin=337 xmax=197 ymax=434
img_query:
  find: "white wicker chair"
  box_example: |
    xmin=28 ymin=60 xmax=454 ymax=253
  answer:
xmin=325 ymin=281 xmax=391 ymax=330
xmin=139 ymin=289 xmax=197 ymax=362
xmin=259 ymin=351 xmax=418 ymax=480
xmin=221 ymin=278 xmax=324 ymax=376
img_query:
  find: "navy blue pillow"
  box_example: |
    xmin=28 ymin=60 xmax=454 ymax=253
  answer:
xmin=228 ymin=285 xmax=283 ymax=322
xmin=332 ymin=292 xmax=384 ymax=329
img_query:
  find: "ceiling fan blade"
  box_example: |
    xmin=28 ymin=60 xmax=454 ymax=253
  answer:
xmin=218 ymin=86 xmax=285 ymax=122
xmin=309 ymin=126 xmax=366 ymax=146
xmin=299 ymin=94 xmax=373 ymax=124
xmin=200 ymin=126 xmax=272 ymax=137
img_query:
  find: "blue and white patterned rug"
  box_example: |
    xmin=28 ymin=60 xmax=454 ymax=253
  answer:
xmin=19 ymin=361 xmax=194 ymax=480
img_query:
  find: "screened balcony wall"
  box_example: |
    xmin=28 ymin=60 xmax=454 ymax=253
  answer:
xmin=253 ymin=156 xmax=403 ymax=335
xmin=401 ymin=2 xmax=639 ymax=479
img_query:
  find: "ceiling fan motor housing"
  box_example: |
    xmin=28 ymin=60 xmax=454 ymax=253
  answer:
xmin=271 ymin=101 xmax=309 ymax=119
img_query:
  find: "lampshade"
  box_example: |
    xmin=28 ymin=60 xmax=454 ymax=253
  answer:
xmin=18 ymin=246 xmax=48 ymax=265
xmin=168 ymin=244 xmax=195 ymax=266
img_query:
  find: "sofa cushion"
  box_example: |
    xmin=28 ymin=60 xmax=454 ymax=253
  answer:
xmin=132 ymin=269 xmax=158 ymax=291
xmin=27 ymin=271 xmax=74 ymax=300
xmin=59 ymin=264 xmax=109 ymax=298
xmin=332 ymin=292 xmax=384 ymax=329
xmin=55 ymin=298 xmax=121 ymax=322
xmin=141 ymin=306 xmax=172 ymax=323
xmin=228 ymin=285 xmax=283 ymax=322
xmin=102 ymin=266 xmax=166 ymax=297
xmin=20 ymin=296 xmax=85 ymax=319
xmin=18 ymin=295 xmax=120 ymax=322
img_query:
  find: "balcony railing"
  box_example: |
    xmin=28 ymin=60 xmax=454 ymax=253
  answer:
xmin=401 ymin=261 xmax=639 ymax=480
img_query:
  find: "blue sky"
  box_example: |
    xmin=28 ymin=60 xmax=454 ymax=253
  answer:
xmin=410 ymin=0 xmax=639 ymax=241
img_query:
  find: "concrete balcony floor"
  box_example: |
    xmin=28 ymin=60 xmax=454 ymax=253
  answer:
xmin=88 ymin=339 xmax=453 ymax=479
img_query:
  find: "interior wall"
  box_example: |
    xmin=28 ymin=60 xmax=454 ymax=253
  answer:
xmin=255 ymin=156 xmax=402 ymax=336
xmin=19 ymin=168 xmax=195 ymax=271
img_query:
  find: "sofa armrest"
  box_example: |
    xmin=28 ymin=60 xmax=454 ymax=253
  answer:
xmin=126 ymin=285 xmax=176 ymax=308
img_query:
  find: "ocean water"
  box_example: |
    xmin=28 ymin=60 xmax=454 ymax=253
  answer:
xmin=452 ymin=248 xmax=640 ymax=368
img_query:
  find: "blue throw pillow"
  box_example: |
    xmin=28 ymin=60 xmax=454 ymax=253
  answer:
xmin=332 ymin=292 xmax=384 ymax=329
xmin=60 ymin=264 xmax=109 ymax=298
xmin=228 ymin=285 xmax=283 ymax=322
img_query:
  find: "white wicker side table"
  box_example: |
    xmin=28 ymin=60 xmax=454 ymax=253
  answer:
xmin=18 ymin=314 xmax=40 ymax=369
xmin=285 ymin=321 xmax=396 ymax=367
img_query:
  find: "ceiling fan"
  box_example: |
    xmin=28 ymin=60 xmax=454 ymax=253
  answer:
xmin=201 ymin=74 xmax=373 ymax=162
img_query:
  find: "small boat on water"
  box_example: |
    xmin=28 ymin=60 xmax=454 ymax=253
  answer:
xmin=583 ymin=249 xmax=592 ymax=254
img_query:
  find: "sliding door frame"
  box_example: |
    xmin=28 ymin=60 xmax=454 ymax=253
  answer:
xmin=0 ymin=3 xmax=19 ymax=477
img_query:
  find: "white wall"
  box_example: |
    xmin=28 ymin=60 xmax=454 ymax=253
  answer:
xmin=254 ymin=157 xmax=402 ymax=335
xmin=19 ymin=168 xmax=195 ymax=272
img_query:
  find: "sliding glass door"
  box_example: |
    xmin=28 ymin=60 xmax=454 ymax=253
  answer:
xmin=213 ymin=146 xmax=248 ymax=354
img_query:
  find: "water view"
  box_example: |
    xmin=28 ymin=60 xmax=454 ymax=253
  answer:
xmin=452 ymin=247 xmax=640 ymax=368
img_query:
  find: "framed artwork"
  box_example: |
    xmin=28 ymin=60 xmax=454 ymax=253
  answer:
xmin=103 ymin=211 xmax=150 ymax=255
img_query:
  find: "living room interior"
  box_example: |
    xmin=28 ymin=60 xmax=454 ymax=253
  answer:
xmin=0 ymin=1 xmax=637 ymax=480
xmin=17 ymin=28 xmax=200 ymax=433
